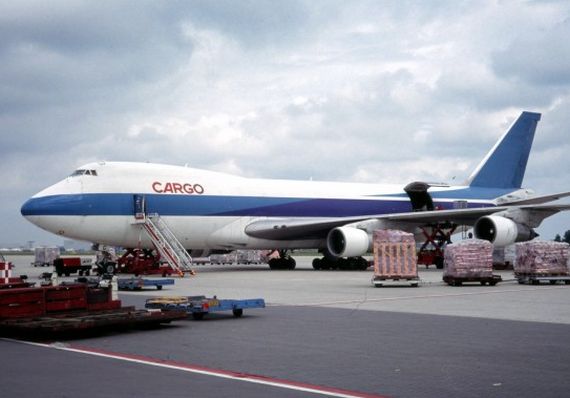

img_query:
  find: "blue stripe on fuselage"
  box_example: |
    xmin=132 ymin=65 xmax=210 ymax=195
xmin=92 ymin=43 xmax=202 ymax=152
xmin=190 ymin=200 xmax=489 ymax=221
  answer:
xmin=374 ymin=187 xmax=516 ymax=200
xmin=21 ymin=192 xmax=496 ymax=218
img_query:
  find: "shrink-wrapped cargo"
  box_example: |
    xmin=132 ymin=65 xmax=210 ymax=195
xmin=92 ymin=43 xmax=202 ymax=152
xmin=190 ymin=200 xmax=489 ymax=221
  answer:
xmin=373 ymin=230 xmax=418 ymax=279
xmin=514 ymin=240 xmax=569 ymax=276
xmin=443 ymin=239 xmax=493 ymax=278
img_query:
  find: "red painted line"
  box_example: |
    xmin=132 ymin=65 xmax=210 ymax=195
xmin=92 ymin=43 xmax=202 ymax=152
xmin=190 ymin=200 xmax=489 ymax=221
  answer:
xmin=37 ymin=341 xmax=389 ymax=398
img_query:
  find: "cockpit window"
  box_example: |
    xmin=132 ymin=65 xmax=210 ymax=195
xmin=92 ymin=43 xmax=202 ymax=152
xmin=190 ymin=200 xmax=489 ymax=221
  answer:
xmin=70 ymin=169 xmax=98 ymax=177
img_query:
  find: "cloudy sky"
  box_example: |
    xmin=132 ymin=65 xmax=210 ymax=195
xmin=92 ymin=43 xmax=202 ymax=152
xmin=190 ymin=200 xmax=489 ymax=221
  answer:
xmin=2 ymin=0 xmax=570 ymax=247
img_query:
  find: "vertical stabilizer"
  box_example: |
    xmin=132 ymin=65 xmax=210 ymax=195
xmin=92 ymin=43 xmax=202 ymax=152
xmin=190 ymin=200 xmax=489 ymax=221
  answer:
xmin=466 ymin=111 xmax=541 ymax=189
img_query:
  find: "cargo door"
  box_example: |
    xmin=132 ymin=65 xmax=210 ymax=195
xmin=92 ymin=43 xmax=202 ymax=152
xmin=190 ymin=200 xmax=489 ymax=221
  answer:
xmin=134 ymin=194 xmax=146 ymax=220
xmin=404 ymin=182 xmax=434 ymax=212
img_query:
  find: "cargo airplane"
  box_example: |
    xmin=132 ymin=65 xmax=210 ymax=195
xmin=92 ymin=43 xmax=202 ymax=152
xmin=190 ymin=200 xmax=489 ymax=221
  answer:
xmin=21 ymin=111 xmax=570 ymax=270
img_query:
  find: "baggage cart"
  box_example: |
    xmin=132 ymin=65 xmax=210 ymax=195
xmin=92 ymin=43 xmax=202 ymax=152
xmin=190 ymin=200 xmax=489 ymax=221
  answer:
xmin=118 ymin=277 xmax=175 ymax=291
xmin=443 ymin=274 xmax=502 ymax=286
xmin=515 ymin=273 xmax=570 ymax=285
xmin=146 ymin=296 xmax=265 ymax=320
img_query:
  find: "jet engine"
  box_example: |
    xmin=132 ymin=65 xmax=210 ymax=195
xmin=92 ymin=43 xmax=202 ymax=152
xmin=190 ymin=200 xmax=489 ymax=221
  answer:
xmin=474 ymin=215 xmax=537 ymax=247
xmin=327 ymin=227 xmax=370 ymax=257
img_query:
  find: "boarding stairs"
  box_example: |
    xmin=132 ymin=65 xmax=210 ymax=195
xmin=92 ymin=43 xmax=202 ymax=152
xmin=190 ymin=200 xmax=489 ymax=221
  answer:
xmin=142 ymin=214 xmax=195 ymax=277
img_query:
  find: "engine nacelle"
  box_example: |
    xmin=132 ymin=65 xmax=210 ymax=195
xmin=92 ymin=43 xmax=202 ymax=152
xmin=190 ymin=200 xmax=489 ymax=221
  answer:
xmin=474 ymin=215 xmax=537 ymax=247
xmin=327 ymin=227 xmax=370 ymax=257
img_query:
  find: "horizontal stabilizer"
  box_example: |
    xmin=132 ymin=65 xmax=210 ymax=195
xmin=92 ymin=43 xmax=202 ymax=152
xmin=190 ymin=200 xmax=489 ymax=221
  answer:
xmin=499 ymin=191 xmax=570 ymax=205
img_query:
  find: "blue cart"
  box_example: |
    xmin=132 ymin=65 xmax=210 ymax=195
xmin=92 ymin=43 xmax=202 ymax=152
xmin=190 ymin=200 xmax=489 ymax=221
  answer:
xmin=145 ymin=296 xmax=265 ymax=319
xmin=118 ymin=277 xmax=175 ymax=291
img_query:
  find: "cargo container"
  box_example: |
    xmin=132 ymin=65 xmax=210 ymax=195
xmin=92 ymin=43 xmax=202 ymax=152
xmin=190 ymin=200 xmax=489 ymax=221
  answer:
xmin=32 ymin=247 xmax=60 ymax=267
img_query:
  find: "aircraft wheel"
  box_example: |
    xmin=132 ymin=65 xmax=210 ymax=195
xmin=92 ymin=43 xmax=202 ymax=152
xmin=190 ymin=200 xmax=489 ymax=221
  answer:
xmin=312 ymin=258 xmax=322 ymax=270
xmin=287 ymin=258 xmax=296 ymax=270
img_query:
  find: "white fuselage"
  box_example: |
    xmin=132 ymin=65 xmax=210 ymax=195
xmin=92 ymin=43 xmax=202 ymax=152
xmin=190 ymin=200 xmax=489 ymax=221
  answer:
xmin=21 ymin=161 xmax=504 ymax=251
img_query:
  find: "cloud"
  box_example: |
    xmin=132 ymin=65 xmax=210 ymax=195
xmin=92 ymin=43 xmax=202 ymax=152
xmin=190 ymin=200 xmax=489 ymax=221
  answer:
xmin=2 ymin=1 xmax=570 ymax=246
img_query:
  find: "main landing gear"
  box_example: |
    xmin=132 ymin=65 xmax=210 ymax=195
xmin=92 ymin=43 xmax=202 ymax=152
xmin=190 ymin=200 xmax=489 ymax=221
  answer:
xmin=268 ymin=250 xmax=297 ymax=270
xmin=312 ymin=256 xmax=369 ymax=271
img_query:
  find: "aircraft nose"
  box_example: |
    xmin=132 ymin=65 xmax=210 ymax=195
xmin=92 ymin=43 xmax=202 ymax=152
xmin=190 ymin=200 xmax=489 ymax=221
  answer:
xmin=21 ymin=197 xmax=38 ymax=217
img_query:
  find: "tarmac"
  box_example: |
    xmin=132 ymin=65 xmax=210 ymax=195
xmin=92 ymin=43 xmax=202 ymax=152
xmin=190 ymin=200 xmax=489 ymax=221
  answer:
xmin=2 ymin=255 xmax=570 ymax=398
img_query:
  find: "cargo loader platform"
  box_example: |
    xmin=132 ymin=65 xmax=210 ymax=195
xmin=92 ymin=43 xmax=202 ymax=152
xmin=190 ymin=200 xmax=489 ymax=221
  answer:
xmin=146 ymin=296 xmax=266 ymax=320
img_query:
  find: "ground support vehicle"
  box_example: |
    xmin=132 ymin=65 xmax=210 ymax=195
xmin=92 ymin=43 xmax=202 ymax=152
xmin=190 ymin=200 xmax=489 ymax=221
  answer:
xmin=146 ymin=296 xmax=265 ymax=320
xmin=115 ymin=248 xmax=175 ymax=277
xmin=118 ymin=277 xmax=175 ymax=291
xmin=516 ymin=273 xmax=570 ymax=285
xmin=443 ymin=274 xmax=502 ymax=286
xmin=416 ymin=223 xmax=457 ymax=269
xmin=54 ymin=257 xmax=93 ymax=277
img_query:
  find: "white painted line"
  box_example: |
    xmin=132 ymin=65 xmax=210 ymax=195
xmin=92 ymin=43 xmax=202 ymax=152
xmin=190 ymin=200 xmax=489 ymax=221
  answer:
xmin=268 ymin=285 xmax=570 ymax=307
xmin=1 ymin=338 xmax=388 ymax=398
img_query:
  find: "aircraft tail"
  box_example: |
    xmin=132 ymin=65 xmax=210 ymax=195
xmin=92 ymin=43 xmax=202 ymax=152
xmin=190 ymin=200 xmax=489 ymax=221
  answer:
xmin=466 ymin=111 xmax=541 ymax=189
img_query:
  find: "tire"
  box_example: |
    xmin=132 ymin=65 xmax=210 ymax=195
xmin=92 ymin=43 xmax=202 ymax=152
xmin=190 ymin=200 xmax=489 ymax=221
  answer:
xmin=157 ymin=285 xmax=163 ymax=290
xmin=435 ymin=257 xmax=444 ymax=269
xmin=233 ymin=308 xmax=243 ymax=318
xmin=312 ymin=258 xmax=322 ymax=270
xmin=287 ymin=258 xmax=296 ymax=270
xmin=192 ymin=312 xmax=205 ymax=320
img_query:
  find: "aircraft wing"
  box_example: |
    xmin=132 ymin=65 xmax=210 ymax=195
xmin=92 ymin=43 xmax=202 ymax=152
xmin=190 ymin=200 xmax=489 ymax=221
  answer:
xmin=244 ymin=204 xmax=570 ymax=241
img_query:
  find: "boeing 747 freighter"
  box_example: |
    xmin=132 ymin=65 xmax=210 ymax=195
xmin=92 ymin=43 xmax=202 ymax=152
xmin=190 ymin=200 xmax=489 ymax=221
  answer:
xmin=21 ymin=111 xmax=570 ymax=269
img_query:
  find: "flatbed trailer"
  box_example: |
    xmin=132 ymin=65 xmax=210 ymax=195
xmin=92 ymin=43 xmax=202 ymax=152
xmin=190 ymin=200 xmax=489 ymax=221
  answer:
xmin=0 ymin=306 xmax=187 ymax=337
xmin=146 ymin=296 xmax=265 ymax=320
xmin=443 ymin=274 xmax=502 ymax=286
xmin=516 ymin=273 xmax=570 ymax=285
xmin=118 ymin=277 xmax=175 ymax=291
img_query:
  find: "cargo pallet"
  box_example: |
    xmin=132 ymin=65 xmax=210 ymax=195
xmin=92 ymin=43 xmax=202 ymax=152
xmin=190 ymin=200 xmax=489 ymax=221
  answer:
xmin=0 ymin=283 xmax=187 ymax=337
xmin=443 ymin=274 xmax=502 ymax=286
xmin=515 ymin=273 xmax=570 ymax=285
xmin=118 ymin=277 xmax=175 ymax=291
xmin=372 ymin=276 xmax=419 ymax=287
xmin=0 ymin=307 xmax=186 ymax=337
xmin=146 ymin=296 xmax=265 ymax=320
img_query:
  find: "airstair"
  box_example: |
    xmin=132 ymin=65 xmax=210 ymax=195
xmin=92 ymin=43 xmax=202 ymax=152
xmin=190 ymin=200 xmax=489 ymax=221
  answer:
xmin=142 ymin=214 xmax=195 ymax=277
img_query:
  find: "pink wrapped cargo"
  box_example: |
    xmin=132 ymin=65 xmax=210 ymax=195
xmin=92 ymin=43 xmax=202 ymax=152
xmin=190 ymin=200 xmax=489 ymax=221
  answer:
xmin=373 ymin=230 xmax=418 ymax=286
xmin=514 ymin=241 xmax=570 ymax=276
xmin=443 ymin=239 xmax=494 ymax=279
